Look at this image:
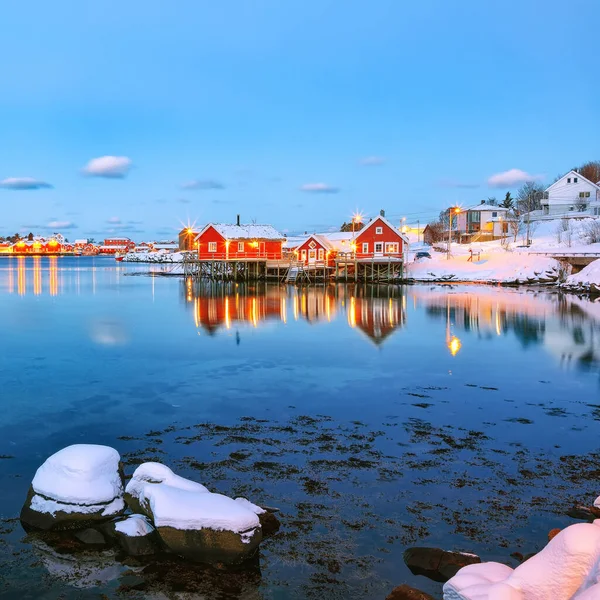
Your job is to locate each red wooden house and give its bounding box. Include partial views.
[195,220,285,260]
[295,234,336,267]
[352,214,408,261]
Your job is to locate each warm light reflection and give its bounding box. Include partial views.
[49,257,58,296]
[184,282,405,345]
[448,336,462,356]
[17,257,26,296]
[348,296,356,328]
[8,261,14,294]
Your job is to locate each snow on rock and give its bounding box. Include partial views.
[20,445,125,531]
[408,253,563,284]
[124,462,208,511]
[142,487,259,533]
[562,259,600,295]
[235,497,267,515]
[114,514,154,538]
[443,522,600,599]
[32,445,123,505]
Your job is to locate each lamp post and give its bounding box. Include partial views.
[447,206,460,260]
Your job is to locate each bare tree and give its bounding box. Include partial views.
[507,210,520,242]
[576,161,600,184]
[556,218,573,247]
[582,220,600,244]
[424,220,445,243]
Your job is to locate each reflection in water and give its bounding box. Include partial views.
[416,287,600,371]
[184,281,407,345]
[4,256,61,297]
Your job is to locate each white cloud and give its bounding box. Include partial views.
[360,156,385,166]
[181,179,225,190]
[488,169,544,188]
[107,216,122,224]
[47,220,77,230]
[0,177,52,190]
[299,183,340,194]
[82,156,132,178]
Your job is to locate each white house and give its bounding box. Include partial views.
[455,202,513,240]
[541,170,600,217]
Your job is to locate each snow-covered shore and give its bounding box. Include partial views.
[121,251,189,264]
[406,253,564,285]
[561,259,600,295]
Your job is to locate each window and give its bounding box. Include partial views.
[375,227,383,234]
[492,211,498,218]
[580,192,591,198]
[574,177,578,183]
[567,178,571,183]
[362,242,369,253]
[318,248,324,260]
[385,242,399,253]
[238,242,244,252]
[301,249,306,260]
[208,242,217,252]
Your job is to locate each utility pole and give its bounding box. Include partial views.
[526,192,531,246]
[447,209,452,260]
[417,220,420,243]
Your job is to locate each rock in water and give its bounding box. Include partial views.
[20,445,125,531]
[74,528,107,546]
[126,462,262,564]
[235,497,281,537]
[386,584,435,599]
[403,547,481,582]
[111,514,159,556]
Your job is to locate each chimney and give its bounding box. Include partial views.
[480,200,485,204]
[380,209,385,217]
[236,214,240,226]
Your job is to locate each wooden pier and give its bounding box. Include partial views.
[182,254,404,283]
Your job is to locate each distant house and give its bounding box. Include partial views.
[195,219,285,261]
[99,237,135,254]
[352,214,408,260]
[541,170,600,217]
[455,202,511,241]
[178,228,200,251]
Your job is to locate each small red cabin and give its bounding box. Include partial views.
[195,223,285,260]
[353,215,408,260]
[295,234,336,267]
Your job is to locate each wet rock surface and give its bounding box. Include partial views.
[386,584,436,600]
[403,547,481,582]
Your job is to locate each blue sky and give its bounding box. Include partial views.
[1,0,598,240]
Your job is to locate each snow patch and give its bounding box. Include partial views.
[141,486,260,533]
[31,445,123,505]
[114,514,154,537]
[125,462,209,500]
[235,497,266,515]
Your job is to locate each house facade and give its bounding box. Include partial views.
[352,215,408,260]
[541,170,600,217]
[455,203,511,241]
[99,238,135,254]
[295,234,336,267]
[195,222,285,260]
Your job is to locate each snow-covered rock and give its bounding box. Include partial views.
[126,462,262,564]
[20,445,125,531]
[111,514,159,556]
[443,522,600,599]
[562,259,600,295]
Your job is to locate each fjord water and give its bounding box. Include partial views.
[0,256,599,599]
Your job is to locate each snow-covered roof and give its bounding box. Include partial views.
[546,170,600,193]
[465,203,509,212]
[356,215,410,244]
[195,223,285,241]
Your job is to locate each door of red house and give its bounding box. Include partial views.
[259,242,265,257]
[308,249,316,264]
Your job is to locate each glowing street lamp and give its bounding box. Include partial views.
[447,206,461,260]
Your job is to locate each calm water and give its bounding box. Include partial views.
[0,256,599,599]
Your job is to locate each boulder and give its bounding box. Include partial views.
[386,584,435,599]
[127,463,262,565]
[74,528,107,546]
[404,547,481,582]
[20,445,125,531]
[111,514,160,556]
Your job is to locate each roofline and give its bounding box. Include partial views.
[356,215,410,244]
[546,170,600,193]
[194,223,285,241]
